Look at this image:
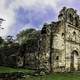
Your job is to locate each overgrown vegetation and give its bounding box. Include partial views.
[0,66,32,73]
[23,72,80,80]
[0,67,80,80]
[0,28,40,67]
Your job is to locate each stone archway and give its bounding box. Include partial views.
[17,56,24,67]
[70,50,79,71]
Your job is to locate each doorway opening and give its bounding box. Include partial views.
[70,50,79,71]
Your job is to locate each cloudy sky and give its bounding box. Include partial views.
[0,0,80,38]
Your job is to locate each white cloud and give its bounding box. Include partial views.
[11,0,78,12]
[0,0,79,38]
[0,0,15,38]
[10,0,58,10]
[10,0,80,19]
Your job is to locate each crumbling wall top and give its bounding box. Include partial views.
[58,7,80,27]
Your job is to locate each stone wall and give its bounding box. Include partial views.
[39,7,80,72]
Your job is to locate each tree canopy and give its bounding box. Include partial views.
[17,28,40,44]
[16,28,40,54]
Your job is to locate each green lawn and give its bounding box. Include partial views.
[0,66,32,73]
[23,72,80,80]
[0,66,80,80]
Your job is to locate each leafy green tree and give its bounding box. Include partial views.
[17,28,40,44]
[0,34,20,66]
[16,28,40,67]
[0,42,19,66]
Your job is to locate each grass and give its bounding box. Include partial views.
[0,66,80,80]
[0,66,32,73]
[23,72,80,80]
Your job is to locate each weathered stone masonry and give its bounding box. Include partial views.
[39,7,80,72]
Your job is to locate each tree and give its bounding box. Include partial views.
[0,36,4,44]
[0,35,19,66]
[16,28,40,45]
[16,28,40,67]
[0,42,19,66]
[6,35,14,44]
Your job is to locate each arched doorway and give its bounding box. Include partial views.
[70,50,79,71]
[17,56,23,67]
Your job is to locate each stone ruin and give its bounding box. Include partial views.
[14,7,80,73]
[39,7,80,72]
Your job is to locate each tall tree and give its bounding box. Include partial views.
[16,28,40,66]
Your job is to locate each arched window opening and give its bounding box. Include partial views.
[56,56,59,60]
[72,50,79,56]
[62,33,65,36]
[73,31,76,35]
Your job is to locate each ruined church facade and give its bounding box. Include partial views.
[39,7,80,72]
